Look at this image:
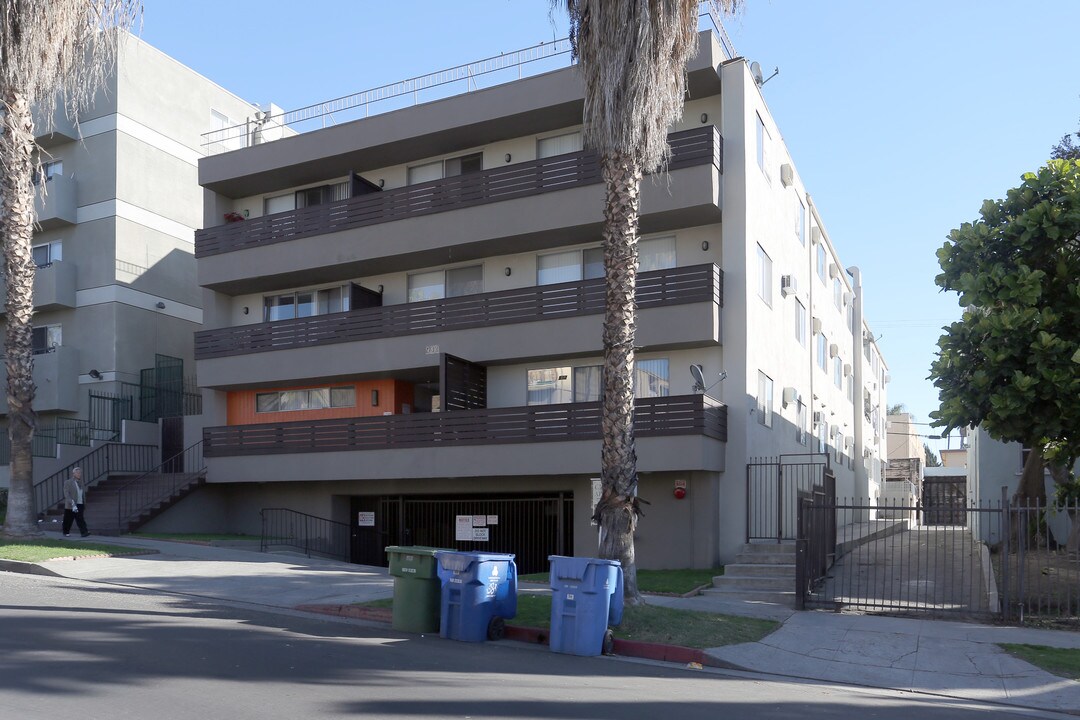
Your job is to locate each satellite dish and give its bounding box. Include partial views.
[750,61,764,86]
[690,364,706,392]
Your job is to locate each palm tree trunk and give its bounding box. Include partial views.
[1,90,42,538]
[596,150,643,605]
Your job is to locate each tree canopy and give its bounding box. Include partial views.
[929,160,1080,483]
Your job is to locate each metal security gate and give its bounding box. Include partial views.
[354,493,573,574]
[747,454,834,542]
[89,392,133,441]
[923,477,967,526]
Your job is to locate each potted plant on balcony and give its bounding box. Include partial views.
[223,211,245,223]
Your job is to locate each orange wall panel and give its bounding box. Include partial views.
[227,379,414,425]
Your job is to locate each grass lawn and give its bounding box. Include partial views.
[1000,644,1080,681]
[0,538,138,562]
[360,593,776,649]
[519,567,723,595]
[132,532,258,542]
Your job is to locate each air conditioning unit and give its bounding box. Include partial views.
[780,274,797,298]
[812,317,822,335]
[782,387,799,407]
[780,163,794,187]
[883,373,891,384]
[829,343,839,358]
[812,411,824,424]
[811,227,822,245]
[845,435,854,449]
[829,262,840,279]
[843,363,852,377]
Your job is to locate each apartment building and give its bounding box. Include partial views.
[180,25,888,570]
[0,35,257,483]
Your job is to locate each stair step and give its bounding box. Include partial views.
[720,563,795,578]
[735,552,798,565]
[701,587,797,605]
[740,543,796,554]
[712,575,794,591]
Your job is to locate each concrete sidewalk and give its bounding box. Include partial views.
[5,532,1079,714]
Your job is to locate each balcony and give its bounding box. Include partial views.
[33,175,77,229]
[0,260,77,316]
[195,264,722,388]
[195,126,721,291]
[0,345,80,414]
[203,394,727,480]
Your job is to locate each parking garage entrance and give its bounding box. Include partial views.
[350,492,574,574]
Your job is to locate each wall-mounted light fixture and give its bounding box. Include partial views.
[155,301,166,309]
[377,284,384,294]
[242,306,249,315]
[700,113,708,124]
[701,240,709,251]
[88,369,102,380]
[378,179,385,188]
[371,389,379,407]
[504,267,512,276]
[504,153,512,163]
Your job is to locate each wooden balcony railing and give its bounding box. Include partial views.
[203,394,727,457]
[194,125,722,258]
[194,263,722,360]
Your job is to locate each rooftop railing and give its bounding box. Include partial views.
[200,4,736,155]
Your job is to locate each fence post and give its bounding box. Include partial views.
[776,461,784,543]
[795,496,808,610]
[1000,485,1011,621]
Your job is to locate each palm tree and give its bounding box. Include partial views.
[1,1,139,539]
[558,0,739,603]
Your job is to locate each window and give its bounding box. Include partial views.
[817,334,828,371]
[834,356,843,388]
[795,197,806,246]
[755,113,770,181]
[816,244,827,283]
[639,236,676,272]
[256,386,356,413]
[34,159,63,185]
[635,359,669,398]
[756,371,774,428]
[833,278,843,311]
[264,194,295,215]
[847,299,855,333]
[31,324,62,354]
[407,152,484,184]
[407,265,483,302]
[846,374,854,403]
[538,131,583,159]
[32,240,62,268]
[796,400,808,445]
[296,182,348,208]
[756,244,772,306]
[795,298,807,347]
[817,421,828,454]
[527,359,665,405]
[264,285,351,322]
[537,248,603,285]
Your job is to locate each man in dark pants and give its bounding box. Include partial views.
[62,467,90,538]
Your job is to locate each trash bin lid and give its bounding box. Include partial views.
[548,555,621,581]
[436,550,515,572]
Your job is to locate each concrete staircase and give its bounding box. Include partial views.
[42,471,205,536]
[704,543,797,606]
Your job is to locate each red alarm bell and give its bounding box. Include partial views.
[673,486,687,500]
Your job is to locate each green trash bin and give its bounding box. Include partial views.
[386,546,446,633]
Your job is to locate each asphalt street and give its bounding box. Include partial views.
[2,572,1075,720]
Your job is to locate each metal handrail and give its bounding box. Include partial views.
[260,508,349,561]
[115,440,206,533]
[32,442,158,517]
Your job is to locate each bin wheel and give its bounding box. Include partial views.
[487,616,506,641]
[602,629,615,656]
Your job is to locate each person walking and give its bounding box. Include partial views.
[63,467,90,538]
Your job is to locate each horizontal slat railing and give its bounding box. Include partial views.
[194,126,721,258]
[204,394,727,458]
[195,263,722,360]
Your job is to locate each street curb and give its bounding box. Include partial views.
[0,559,64,577]
[295,604,720,667]
[0,549,160,578]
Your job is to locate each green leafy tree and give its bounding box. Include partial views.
[1051,117,1080,160]
[929,160,1080,502]
[1,1,140,539]
[923,443,942,468]
[555,0,739,603]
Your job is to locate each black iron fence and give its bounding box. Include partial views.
[747,454,834,543]
[0,417,92,464]
[260,508,350,561]
[796,495,1080,621]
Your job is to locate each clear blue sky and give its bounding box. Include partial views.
[140,1,1080,452]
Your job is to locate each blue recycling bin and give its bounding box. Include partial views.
[435,551,518,642]
[548,555,624,657]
